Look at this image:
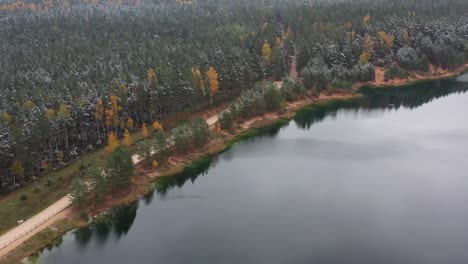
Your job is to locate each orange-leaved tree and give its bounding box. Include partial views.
[122,129,132,147]
[275,36,282,48]
[152,120,163,131]
[141,123,149,138]
[126,118,134,130]
[105,132,119,153]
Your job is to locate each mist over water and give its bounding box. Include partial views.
[30,75,468,264]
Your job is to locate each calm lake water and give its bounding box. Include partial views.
[31,76,468,264]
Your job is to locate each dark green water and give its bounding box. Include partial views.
[31,76,468,264]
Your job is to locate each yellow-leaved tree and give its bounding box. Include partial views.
[377,31,395,50]
[123,129,132,147]
[402,30,410,46]
[109,94,119,129]
[275,36,282,48]
[45,109,56,121]
[11,160,24,178]
[206,66,219,105]
[262,41,272,62]
[105,132,119,153]
[22,101,36,110]
[141,123,149,138]
[147,68,156,83]
[0,112,13,124]
[192,67,205,95]
[358,51,371,65]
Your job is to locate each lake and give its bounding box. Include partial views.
[30,75,468,264]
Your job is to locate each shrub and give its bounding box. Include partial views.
[281,78,306,101]
[46,178,53,187]
[326,85,335,95]
[263,84,282,111]
[191,118,209,147]
[281,80,296,102]
[292,79,307,97]
[107,146,134,187]
[173,123,193,153]
[302,64,331,90]
[330,78,352,90]
[153,130,169,158]
[396,47,429,71]
[136,139,152,163]
[229,84,266,120]
[352,63,375,82]
[20,192,28,201]
[384,64,409,80]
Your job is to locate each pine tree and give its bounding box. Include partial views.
[70,177,88,208]
[89,163,106,202]
[136,140,152,163]
[108,146,134,187]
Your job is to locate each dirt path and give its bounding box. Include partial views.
[0,195,72,258]
[374,67,385,83]
[206,114,219,127]
[131,112,219,164]
[289,55,298,79]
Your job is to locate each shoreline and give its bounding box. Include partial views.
[1,66,468,263]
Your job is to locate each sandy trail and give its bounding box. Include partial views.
[0,195,72,258]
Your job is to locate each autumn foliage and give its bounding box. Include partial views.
[122,129,132,147]
[152,120,163,131]
[141,123,149,138]
[105,132,119,153]
[207,66,219,105]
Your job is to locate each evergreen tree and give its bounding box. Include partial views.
[107,146,134,188]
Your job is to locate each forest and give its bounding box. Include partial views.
[0,0,467,193]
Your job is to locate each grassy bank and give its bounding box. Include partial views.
[0,152,98,235]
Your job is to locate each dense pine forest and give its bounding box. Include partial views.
[0,0,467,194]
